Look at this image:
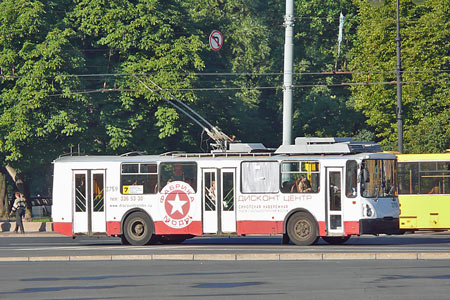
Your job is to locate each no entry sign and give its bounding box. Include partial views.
[209,30,223,51]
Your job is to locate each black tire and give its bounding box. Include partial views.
[322,236,351,245]
[281,234,290,245]
[286,212,318,246]
[122,212,154,246]
[121,234,130,245]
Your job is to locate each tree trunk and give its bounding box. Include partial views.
[0,172,8,219]
[5,165,32,220]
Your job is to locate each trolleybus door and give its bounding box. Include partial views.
[202,168,218,233]
[73,171,88,233]
[326,167,345,235]
[202,168,237,234]
[90,170,106,233]
[72,170,106,234]
[220,168,236,233]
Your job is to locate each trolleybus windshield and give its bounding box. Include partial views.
[361,159,396,198]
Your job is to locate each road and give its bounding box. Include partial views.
[0,260,450,299]
[0,233,449,299]
[0,232,449,259]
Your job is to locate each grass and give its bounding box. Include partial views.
[31,217,52,222]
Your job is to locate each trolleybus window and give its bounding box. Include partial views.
[361,159,396,198]
[241,161,279,193]
[204,172,216,211]
[398,161,450,195]
[280,161,320,193]
[222,172,234,211]
[93,173,104,212]
[159,162,197,192]
[346,160,357,198]
[75,174,86,212]
[121,163,157,195]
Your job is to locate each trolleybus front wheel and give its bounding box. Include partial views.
[287,212,318,246]
[322,236,351,245]
[122,212,154,246]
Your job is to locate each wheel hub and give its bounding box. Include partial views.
[295,220,311,239]
[132,221,145,237]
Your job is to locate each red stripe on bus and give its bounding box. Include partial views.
[52,222,73,236]
[54,220,356,237]
[344,221,360,235]
[106,221,121,235]
[318,221,326,236]
[236,221,283,235]
[154,221,203,235]
[236,220,327,236]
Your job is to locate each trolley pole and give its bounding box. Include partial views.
[395,0,404,153]
[282,0,294,146]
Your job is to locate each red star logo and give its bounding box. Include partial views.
[164,190,191,219]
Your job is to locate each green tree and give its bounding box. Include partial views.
[0,170,7,218]
[0,0,87,214]
[292,0,366,139]
[70,0,206,153]
[184,0,282,148]
[350,0,450,153]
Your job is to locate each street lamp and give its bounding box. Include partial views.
[395,0,404,153]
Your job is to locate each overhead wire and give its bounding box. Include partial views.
[1,69,450,80]
[44,77,450,97]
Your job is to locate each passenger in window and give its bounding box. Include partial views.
[281,181,292,193]
[173,164,183,180]
[208,181,216,200]
[428,180,441,194]
[347,187,357,197]
[78,178,86,195]
[291,176,312,193]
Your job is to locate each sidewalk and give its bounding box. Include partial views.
[0,220,62,236]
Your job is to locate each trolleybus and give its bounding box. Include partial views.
[398,153,450,231]
[52,137,400,245]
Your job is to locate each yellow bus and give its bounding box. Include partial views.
[397,153,450,231]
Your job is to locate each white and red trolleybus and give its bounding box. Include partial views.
[52,137,400,246]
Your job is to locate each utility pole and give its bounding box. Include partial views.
[282,0,294,145]
[395,0,404,153]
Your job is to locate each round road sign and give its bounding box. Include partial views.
[209,30,223,51]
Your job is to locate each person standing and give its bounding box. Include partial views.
[10,192,26,234]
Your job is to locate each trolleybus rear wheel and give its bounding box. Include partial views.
[287,212,318,246]
[322,236,351,245]
[122,212,154,246]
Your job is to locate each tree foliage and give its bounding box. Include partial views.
[0,0,449,197]
[293,0,365,139]
[350,0,450,152]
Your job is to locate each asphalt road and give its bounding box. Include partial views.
[0,232,449,259]
[0,260,449,300]
[1,234,449,299]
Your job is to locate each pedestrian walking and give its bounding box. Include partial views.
[10,192,26,234]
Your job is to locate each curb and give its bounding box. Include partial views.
[1,252,450,262]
